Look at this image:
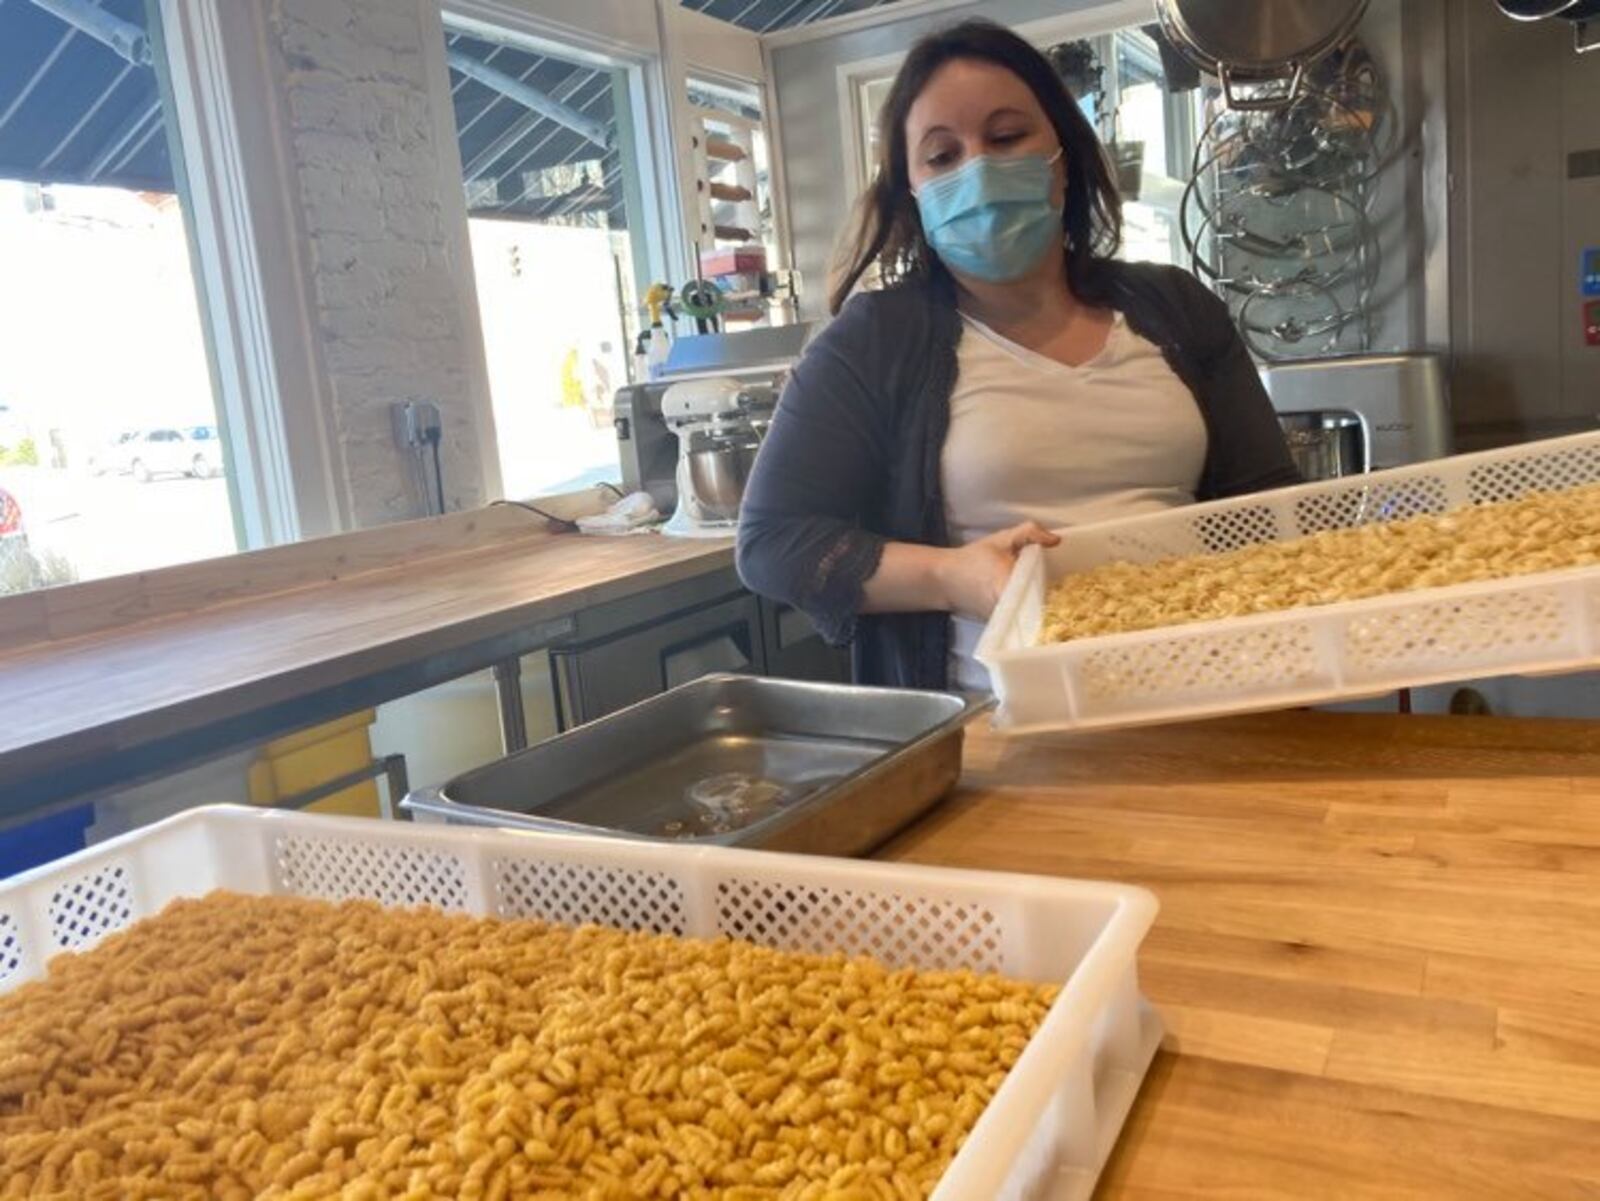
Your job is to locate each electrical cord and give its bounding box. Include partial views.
[423,427,445,516]
[491,482,629,532]
[491,498,580,531]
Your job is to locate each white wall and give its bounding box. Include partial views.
[675,5,765,81]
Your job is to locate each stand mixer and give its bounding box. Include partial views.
[660,377,777,537]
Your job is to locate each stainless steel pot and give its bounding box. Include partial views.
[1278,409,1368,480]
[685,430,760,522]
[1155,0,1369,110]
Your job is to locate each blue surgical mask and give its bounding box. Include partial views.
[913,149,1064,282]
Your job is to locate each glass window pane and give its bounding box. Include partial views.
[0,0,238,595]
[443,25,644,501]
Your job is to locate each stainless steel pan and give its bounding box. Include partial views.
[1156,0,1369,110]
[402,675,992,858]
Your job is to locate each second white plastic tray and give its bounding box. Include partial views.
[977,432,1600,733]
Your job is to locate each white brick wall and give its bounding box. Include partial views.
[267,0,493,527]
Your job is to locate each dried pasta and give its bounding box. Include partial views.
[1042,483,1600,643]
[0,891,1056,1200]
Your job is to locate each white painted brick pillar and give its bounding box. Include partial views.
[264,0,499,527]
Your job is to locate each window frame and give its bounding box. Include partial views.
[439,0,697,306]
[155,0,348,544]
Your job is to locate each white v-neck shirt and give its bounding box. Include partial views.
[943,311,1207,690]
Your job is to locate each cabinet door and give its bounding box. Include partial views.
[759,598,851,684]
[552,593,762,726]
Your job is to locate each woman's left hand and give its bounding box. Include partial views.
[935,521,1061,621]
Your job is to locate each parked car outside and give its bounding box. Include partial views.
[185,425,225,479]
[123,428,224,482]
[126,429,185,482]
[88,429,142,476]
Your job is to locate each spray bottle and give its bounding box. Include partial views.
[641,282,675,380]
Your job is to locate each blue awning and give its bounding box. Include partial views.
[445,29,626,227]
[0,0,172,193]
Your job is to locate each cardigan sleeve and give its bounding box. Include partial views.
[1174,270,1303,498]
[735,295,892,647]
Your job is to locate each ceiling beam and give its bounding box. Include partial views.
[26,0,151,65]
[460,68,595,183]
[446,49,610,151]
[486,73,615,213]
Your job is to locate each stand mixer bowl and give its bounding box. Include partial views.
[685,431,761,522]
[659,377,777,534]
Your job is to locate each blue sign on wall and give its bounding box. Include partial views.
[1584,247,1600,298]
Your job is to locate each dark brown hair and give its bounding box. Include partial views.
[828,18,1123,315]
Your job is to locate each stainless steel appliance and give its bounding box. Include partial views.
[1261,352,1452,471]
[1277,410,1369,480]
[614,323,812,525]
[660,377,776,537]
[403,675,986,857]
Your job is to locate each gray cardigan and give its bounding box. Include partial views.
[735,260,1300,690]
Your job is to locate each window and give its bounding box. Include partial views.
[441,22,659,500]
[0,0,238,595]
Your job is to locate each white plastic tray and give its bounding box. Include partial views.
[977,431,1600,734]
[0,805,1161,1201]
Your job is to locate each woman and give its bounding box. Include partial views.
[736,19,1298,691]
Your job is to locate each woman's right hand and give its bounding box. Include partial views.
[935,521,1060,621]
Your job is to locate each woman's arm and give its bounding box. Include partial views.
[862,523,1059,620]
[736,300,898,644]
[1174,271,1302,498]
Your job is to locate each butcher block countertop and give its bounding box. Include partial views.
[883,710,1600,1200]
[0,512,733,817]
